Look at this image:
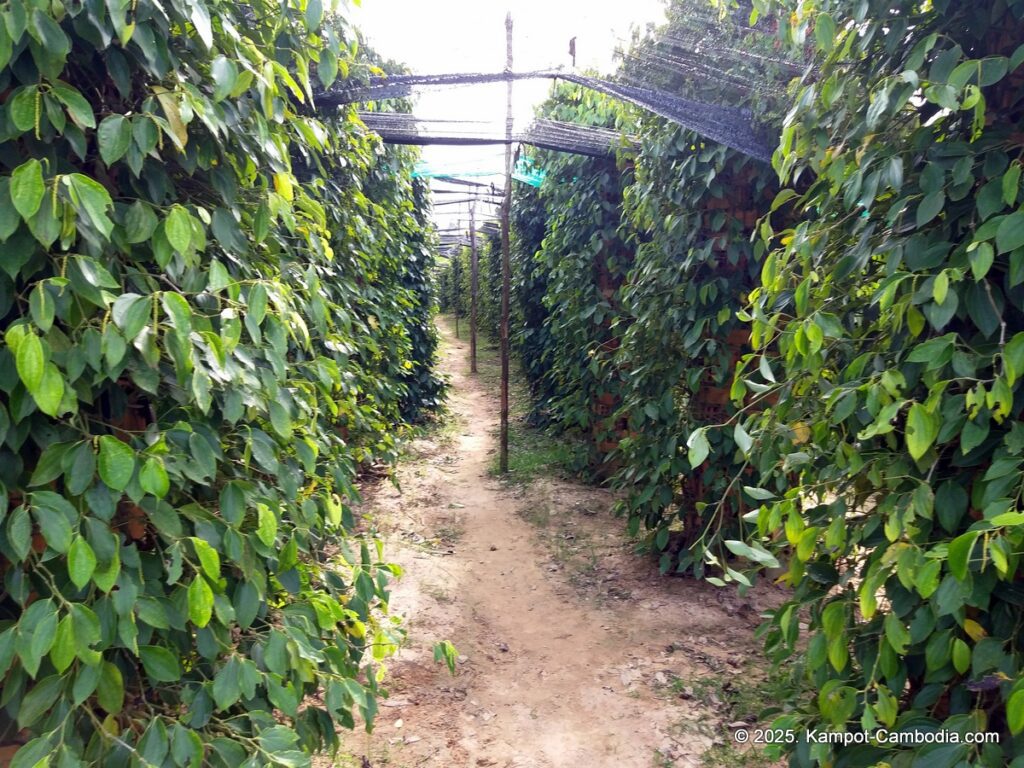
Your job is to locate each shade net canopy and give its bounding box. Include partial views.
[322,70,773,162]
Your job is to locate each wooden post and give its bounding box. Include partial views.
[499,12,513,473]
[469,199,479,374]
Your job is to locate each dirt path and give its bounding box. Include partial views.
[337,319,775,768]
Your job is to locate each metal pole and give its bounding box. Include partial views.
[469,199,479,374]
[454,218,460,338]
[499,12,513,474]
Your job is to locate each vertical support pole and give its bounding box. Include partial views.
[499,12,513,473]
[454,219,460,339]
[469,200,479,374]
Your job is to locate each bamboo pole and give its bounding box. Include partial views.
[499,12,513,473]
[469,199,479,374]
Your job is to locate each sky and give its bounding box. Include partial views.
[348,0,667,231]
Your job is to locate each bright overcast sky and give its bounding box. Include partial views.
[348,0,667,231]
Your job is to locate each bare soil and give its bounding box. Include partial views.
[334,319,778,768]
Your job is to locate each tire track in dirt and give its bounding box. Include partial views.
[335,319,775,768]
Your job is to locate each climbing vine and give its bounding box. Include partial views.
[511,0,1024,763]
[522,84,637,470]
[0,0,438,765]
[616,126,776,575]
[722,0,1024,762]
[479,228,503,342]
[511,182,555,422]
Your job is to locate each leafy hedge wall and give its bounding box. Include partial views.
[616,127,776,576]
[0,0,439,765]
[478,228,502,342]
[607,1,788,574]
[515,51,780,565]
[436,228,501,347]
[734,0,1024,764]
[511,183,555,423]
[512,0,1024,763]
[521,84,636,467]
[436,247,466,328]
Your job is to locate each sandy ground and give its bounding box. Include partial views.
[333,319,777,768]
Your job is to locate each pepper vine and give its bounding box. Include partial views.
[0,0,439,764]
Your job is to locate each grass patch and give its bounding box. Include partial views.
[435,314,583,483]
[701,742,774,768]
[667,660,793,721]
[500,422,578,483]
[659,660,799,768]
[398,405,461,460]
[416,405,462,447]
[519,502,551,528]
[440,318,579,483]
[551,530,600,587]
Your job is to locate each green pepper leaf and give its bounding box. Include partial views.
[165,205,193,253]
[188,576,214,627]
[139,457,170,498]
[15,331,45,392]
[211,55,238,102]
[68,535,97,589]
[97,114,132,165]
[97,435,136,492]
[906,403,939,460]
[11,159,45,220]
[97,660,124,714]
[139,645,181,683]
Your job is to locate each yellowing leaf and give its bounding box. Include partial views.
[273,172,294,202]
[963,618,987,642]
[153,87,188,149]
[932,270,949,304]
[256,504,278,546]
[190,537,220,580]
[860,577,878,619]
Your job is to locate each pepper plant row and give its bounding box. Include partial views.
[0,0,441,765]
[510,0,1024,764]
